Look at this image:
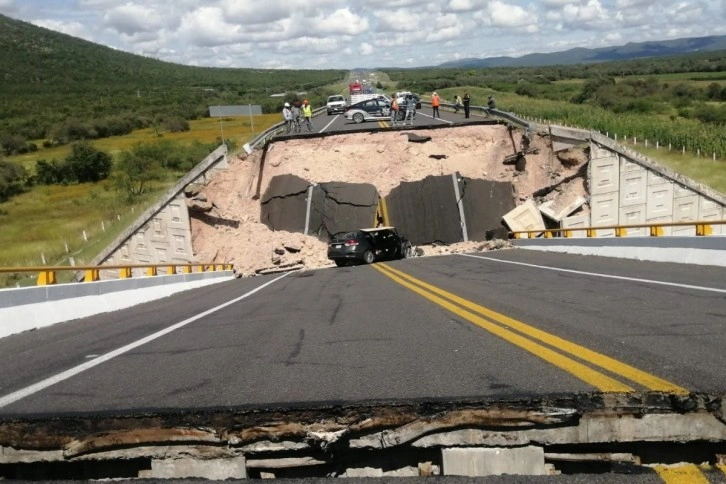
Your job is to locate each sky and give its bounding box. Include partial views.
[1,0,725,69]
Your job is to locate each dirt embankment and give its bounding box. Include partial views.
[190,125,588,276]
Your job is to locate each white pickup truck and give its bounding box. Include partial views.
[326,95,347,115]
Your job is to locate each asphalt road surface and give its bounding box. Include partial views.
[1,250,724,416]
[283,105,479,135]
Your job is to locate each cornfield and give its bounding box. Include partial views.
[499,95,726,159]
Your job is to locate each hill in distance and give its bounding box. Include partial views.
[439,35,726,68]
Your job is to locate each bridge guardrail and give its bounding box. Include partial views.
[512,220,726,239]
[420,100,534,129]
[0,263,234,286]
[247,107,327,151]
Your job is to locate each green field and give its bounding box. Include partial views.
[0,114,282,286]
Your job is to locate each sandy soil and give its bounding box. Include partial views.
[190,125,589,276]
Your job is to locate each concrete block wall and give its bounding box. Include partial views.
[552,127,726,235]
[100,195,194,279]
[91,145,229,279]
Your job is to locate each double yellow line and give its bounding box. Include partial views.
[374,263,688,394]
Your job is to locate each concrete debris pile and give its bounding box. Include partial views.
[190,125,591,276]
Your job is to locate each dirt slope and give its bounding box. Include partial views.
[190,125,588,276]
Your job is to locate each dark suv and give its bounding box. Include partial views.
[328,227,413,267]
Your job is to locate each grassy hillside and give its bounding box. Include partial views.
[0,14,345,142]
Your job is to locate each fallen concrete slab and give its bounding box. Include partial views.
[539,196,587,222]
[502,199,546,235]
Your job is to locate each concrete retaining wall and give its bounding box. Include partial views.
[90,145,229,279]
[550,127,726,236]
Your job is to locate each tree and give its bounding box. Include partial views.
[65,142,112,182]
[113,143,165,200]
[0,160,28,202]
[0,133,27,156]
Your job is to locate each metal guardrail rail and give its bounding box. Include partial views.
[0,263,234,286]
[512,220,726,239]
[247,107,327,150]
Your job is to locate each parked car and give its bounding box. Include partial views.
[328,227,413,266]
[344,98,391,123]
[326,95,347,115]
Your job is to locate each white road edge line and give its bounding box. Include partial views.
[458,253,726,294]
[319,115,338,133]
[417,112,454,125]
[0,272,292,409]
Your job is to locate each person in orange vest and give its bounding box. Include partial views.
[431,91,440,118]
[390,94,399,126]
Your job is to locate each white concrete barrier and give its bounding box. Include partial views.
[513,236,726,267]
[0,272,234,339]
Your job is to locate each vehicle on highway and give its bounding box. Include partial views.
[394,91,421,110]
[328,227,413,266]
[344,98,392,123]
[326,95,347,115]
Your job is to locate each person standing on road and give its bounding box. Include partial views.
[390,94,399,126]
[291,101,301,133]
[282,102,293,133]
[404,94,416,125]
[302,99,313,132]
[431,91,440,118]
[463,92,471,118]
[454,95,462,113]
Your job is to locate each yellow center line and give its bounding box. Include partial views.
[380,196,390,226]
[372,265,633,392]
[654,464,709,483]
[376,263,688,394]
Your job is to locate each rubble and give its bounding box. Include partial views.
[189,125,589,275]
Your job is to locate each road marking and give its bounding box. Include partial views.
[654,464,709,483]
[417,112,454,125]
[458,253,726,294]
[0,273,292,409]
[375,263,688,394]
[373,264,632,392]
[380,196,390,226]
[319,116,338,133]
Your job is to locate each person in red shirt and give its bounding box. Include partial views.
[431,91,440,118]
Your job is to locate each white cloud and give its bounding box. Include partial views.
[0,0,724,69]
[359,42,374,55]
[488,0,537,28]
[33,18,94,40]
[103,3,166,34]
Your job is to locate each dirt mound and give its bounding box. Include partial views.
[190,126,587,276]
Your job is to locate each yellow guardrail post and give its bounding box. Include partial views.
[146,266,157,277]
[586,228,596,237]
[167,265,177,275]
[119,267,133,279]
[696,223,712,236]
[544,231,553,239]
[37,270,57,286]
[563,230,573,238]
[182,265,192,274]
[84,268,100,283]
[650,226,664,237]
[615,227,627,237]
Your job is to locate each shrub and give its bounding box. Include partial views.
[65,142,112,182]
[0,160,28,202]
[163,117,190,132]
